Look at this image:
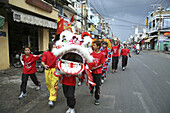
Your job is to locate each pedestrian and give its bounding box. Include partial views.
[90,41,105,105]
[111,38,120,73]
[41,42,59,107]
[120,43,131,71]
[100,41,110,84]
[62,74,76,113]
[18,47,41,99]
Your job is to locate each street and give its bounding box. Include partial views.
[0,50,170,113]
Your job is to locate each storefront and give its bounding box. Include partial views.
[0,0,59,70]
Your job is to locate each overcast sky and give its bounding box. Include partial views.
[88,0,170,41]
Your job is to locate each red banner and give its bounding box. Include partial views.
[56,17,72,35]
[56,18,64,35]
[164,32,170,36]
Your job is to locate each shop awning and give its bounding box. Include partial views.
[0,15,5,29]
[145,38,154,43]
[164,32,170,37]
[12,10,57,29]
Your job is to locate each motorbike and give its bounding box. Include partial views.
[136,49,140,55]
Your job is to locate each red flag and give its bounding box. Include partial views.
[63,20,73,32]
[71,15,74,23]
[56,18,64,35]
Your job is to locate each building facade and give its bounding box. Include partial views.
[0,0,58,70]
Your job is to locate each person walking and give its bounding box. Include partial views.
[100,41,110,84]
[62,74,76,113]
[111,38,120,73]
[120,43,131,71]
[18,47,41,99]
[90,41,105,105]
[41,42,59,107]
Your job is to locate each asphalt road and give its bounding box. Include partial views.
[1,50,170,113]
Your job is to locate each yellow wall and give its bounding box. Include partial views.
[0,20,10,70]
[39,28,49,51]
[9,0,58,20]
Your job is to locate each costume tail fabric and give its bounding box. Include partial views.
[86,68,96,89]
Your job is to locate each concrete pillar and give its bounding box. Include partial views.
[38,28,49,51]
[0,20,10,70]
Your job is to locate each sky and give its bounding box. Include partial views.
[88,0,170,41]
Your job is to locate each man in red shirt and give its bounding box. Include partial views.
[41,42,59,107]
[90,41,105,105]
[120,43,131,71]
[111,38,120,73]
[18,47,41,99]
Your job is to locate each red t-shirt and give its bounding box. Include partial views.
[62,74,76,86]
[90,51,105,74]
[111,44,120,57]
[22,54,39,74]
[133,45,136,49]
[41,51,58,68]
[101,47,109,58]
[120,48,130,56]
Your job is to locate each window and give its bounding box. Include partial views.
[163,18,170,29]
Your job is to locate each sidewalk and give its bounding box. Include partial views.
[0,67,61,113]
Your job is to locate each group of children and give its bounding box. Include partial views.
[18,39,131,113]
[111,38,131,73]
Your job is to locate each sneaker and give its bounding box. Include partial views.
[66,108,71,113]
[48,100,54,107]
[66,108,75,113]
[94,99,100,105]
[36,86,41,91]
[78,82,81,86]
[18,92,27,99]
[70,108,75,113]
[122,67,125,71]
[112,70,115,74]
[101,79,104,84]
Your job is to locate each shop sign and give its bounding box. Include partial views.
[0,31,6,37]
[26,0,52,13]
[164,32,170,37]
[12,10,57,29]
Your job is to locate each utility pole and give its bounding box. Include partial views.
[98,15,101,37]
[157,3,162,52]
[81,0,84,32]
[84,2,87,31]
[101,18,104,38]
[107,19,110,36]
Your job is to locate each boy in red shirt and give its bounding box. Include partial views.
[62,74,76,113]
[111,38,120,73]
[100,41,110,84]
[120,43,131,71]
[18,47,41,99]
[90,41,105,105]
[41,42,59,107]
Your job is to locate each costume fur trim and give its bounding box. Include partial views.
[52,44,93,63]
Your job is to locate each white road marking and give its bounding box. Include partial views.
[133,92,150,113]
[152,71,158,75]
[143,64,150,69]
[166,81,170,85]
